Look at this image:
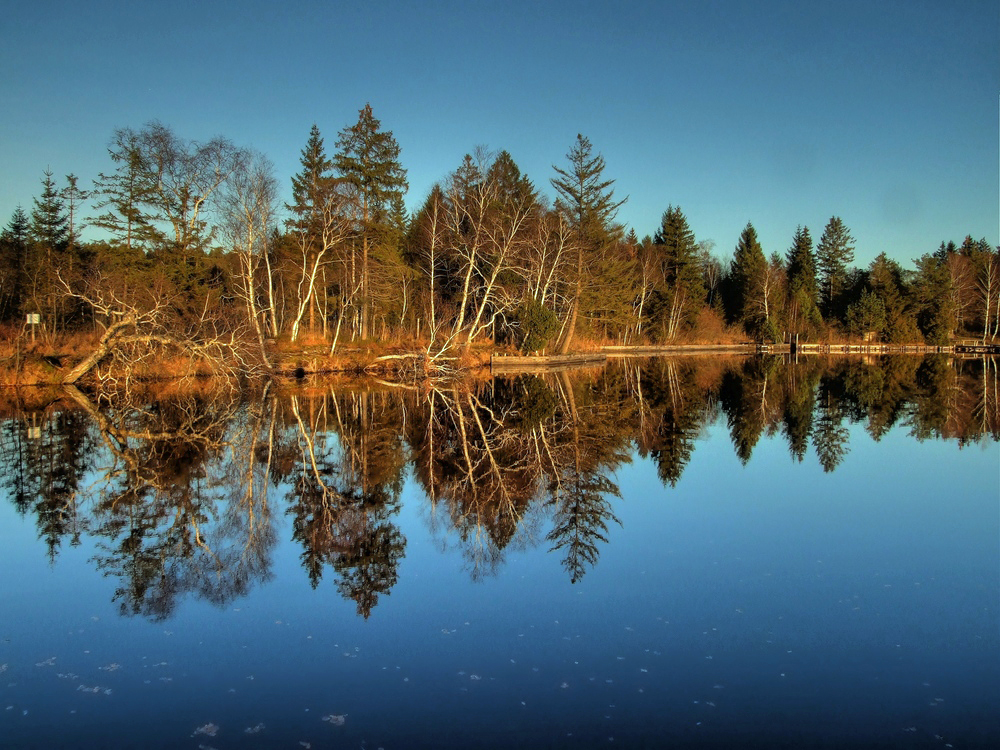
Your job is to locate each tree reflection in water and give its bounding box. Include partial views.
[0,354,996,620]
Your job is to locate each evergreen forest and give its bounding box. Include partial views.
[1,108,997,379]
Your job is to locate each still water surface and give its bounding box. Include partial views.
[1,356,997,748]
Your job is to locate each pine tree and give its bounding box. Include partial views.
[0,207,31,320]
[61,174,89,253]
[550,134,626,352]
[865,252,915,341]
[90,127,159,254]
[287,124,335,235]
[286,124,341,340]
[334,104,408,339]
[31,169,69,250]
[649,205,705,340]
[550,134,625,248]
[912,253,955,344]
[816,216,855,321]
[785,225,822,336]
[729,222,767,336]
[29,170,71,328]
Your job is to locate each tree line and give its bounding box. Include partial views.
[1,106,997,363]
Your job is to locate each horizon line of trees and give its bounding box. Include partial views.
[1,107,997,362]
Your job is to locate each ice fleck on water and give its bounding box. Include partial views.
[35,657,56,667]
[560,682,569,689]
[322,714,346,726]
[244,723,265,734]
[469,674,481,681]
[193,723,219,737]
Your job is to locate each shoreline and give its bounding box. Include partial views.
[1,340,996,388]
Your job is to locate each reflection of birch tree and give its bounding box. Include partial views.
[68,386,277,620]
[407,381,546,580]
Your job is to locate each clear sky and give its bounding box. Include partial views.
[1,0,996,267]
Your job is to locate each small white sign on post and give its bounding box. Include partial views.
[26,313,40,343]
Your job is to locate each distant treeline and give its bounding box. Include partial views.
[1,106,997,357]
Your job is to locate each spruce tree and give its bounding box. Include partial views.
[912,253,955,344]
[0,207,30,320]
[650,205,705,339]
[61,174,89,252]
[286,124,338,339]
[90,127,159,254]
[287,124,335,235]
[816,216,855,321]
[30,169,69,250]
[865,252,914,341]
[785,225,822,335]
[334,104,408,339]
[550,134,625,248]
[729,222,767,335]
[550,134,626,352]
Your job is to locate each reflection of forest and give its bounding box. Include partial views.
[1,356,996,620]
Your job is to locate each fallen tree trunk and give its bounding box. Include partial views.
[62,316,140,385]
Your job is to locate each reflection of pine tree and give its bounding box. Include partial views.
[721,357,781,464]
[909,355,956,439]
[0,409,96,562]
[547,472,620,584]
[782,365,819,462]
[813,382,851,473]
[651,413,699,487]
[334,517,406,619]
[286,390,407,617]
[634,359,710,487]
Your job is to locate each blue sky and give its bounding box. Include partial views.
[1,0,996,267]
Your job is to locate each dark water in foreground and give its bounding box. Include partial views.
[0,356,997,748]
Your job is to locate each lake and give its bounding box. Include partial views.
[1,355,997,749]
